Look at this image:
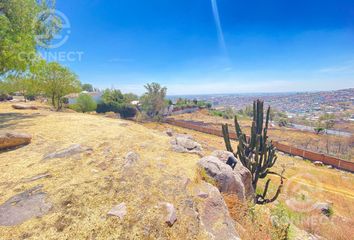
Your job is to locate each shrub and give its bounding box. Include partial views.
[75,93,97,113]
[96,102,136,118]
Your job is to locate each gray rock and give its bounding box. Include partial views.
[294,156,304,160]
[108,203,127,219]
[197,191,209,199]
[0,132,32,150]
[0,185,52,226]
[161,202,177,227]
[22,172,51,183]
[43,144,92,160]
[313,161,324,167]
[124,151,140,167]
[198,156,246,200]
[171,135,203,154]
[197,182,240,240]
[211,151,254,200]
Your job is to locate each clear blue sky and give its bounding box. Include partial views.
[48,0,354,95]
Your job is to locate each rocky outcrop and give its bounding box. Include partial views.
[212,150,254,199]
[196,182,240,240]
[198,152,254,201]
[43,144,92,160]
[0,131,32,150]
[0,185,52,226]
[313,161,324,167]
[12,104,38,110]
[171,135,203,155]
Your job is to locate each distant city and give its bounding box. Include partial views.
[169,88,354,117]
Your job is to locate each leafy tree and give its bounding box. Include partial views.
[74,93,97,113]
[123,93,139,103]
[0,0,58,76]
[101,89,124,104]
[140,82,167,119]
[81,83,94,92]
[33,61,81,110]
[319,113,336,130]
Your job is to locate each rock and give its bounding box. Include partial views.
[0,131,32,150]
[314,202,333,217]
[0,185,52,226]
[313,161,324,167]
[43,144,92,160]
[171,136,203,154]
[12,104,38,110]
[326,165,333,169]
[165,128,173,137]
[124,151,140,167]
[198,156,246,200]
[22,172,51,183]
[105,112,120,119]
[108,203,127,219]
[294,156,304,160]
[211,151,254,200]
[160,202,177,227]
[197,182,240,240]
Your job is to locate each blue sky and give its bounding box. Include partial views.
[46,0,354,95]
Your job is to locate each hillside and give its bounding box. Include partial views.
[0,103,354,240]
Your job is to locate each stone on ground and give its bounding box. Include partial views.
[107,203,127,219]
[160,202,177,227]
[0,131,32,150]
[124,151,140,168]
[12,104,38,110]
[0,185,52,226]
[43,144,92,160]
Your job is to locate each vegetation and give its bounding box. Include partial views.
[0,0,58,76]
[222,100,285,204]
[81,83,94,92]
[174,98,211,110]
[72,93,97,113]
[140,82,167,120]
[96,88,137,118]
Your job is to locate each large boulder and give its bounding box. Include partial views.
[171,135,203,155]
[197,182,240,240]
[198,156,246,200]
[0,132,32,150]
[211,150,254,199]
[12,104,38,110]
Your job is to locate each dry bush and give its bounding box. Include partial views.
[223,194,273,240]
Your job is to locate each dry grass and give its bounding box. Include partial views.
[144,116,354,240]
[0,103,209,239]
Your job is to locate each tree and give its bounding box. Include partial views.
[101,89,124,104]
[34,61,81,110]
[81,83,93,92]
[140,82,167,119]
[123,93,139,103]
[0,0,58,76]
[319,113,336,130]
[75,93,97,113]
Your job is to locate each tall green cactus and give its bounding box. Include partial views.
[222,100,285,204]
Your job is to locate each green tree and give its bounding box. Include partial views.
[123,93,139,103]
[34,61,81,110]
[140,82,167,119]
[81,83,93,92]
[75,93,97,113]
[0,0,58,76]
[101,89,124,104]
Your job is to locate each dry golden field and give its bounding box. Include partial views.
[0,103,353,240]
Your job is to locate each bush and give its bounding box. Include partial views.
[75,93,97,113]
[96,102,137,118]
[25,94,36,101]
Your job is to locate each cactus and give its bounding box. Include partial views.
[222,100,285,204]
